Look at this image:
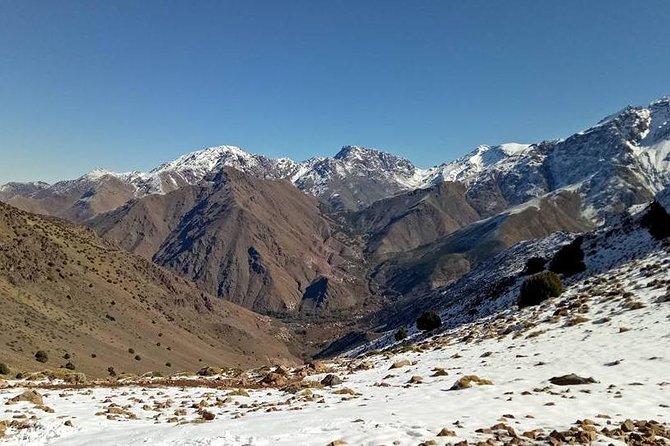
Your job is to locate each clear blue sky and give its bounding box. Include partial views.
[1,0,669,183]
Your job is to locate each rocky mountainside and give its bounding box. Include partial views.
[3,97,669,221]
[0,201,297,377]
[1,96,669,333]
[358,188,670,351]
[91,167,371,314]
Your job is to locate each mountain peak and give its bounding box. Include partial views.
[334,145,381,160]
[151,145,254,174]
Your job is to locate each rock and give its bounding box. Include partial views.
[389,359,411,369]
[621,419,635,432]
[196,366,221,376]
[260,372,288,387]
[353,361,374,370]
[321,374,343,387]
[6,390,44,406]
[431,368,449,377]
[326,440,347,446]
[437,427,456,436]
[549,374,596,385]
[450,375,494,390]
[201,410,215,421]
[64,420,73,427]
[307,361,327,373]
[408,375,424,384]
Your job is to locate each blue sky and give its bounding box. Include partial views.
[1,0,669,183]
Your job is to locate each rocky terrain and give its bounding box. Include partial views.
[0,207,667,444]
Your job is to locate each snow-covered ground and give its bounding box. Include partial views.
[1,246,668,445]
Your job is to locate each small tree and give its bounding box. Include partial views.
[416,310,442,331]
[394,327,408,341]
[549,236,586,276]
[641,200,670,240]
[518,271,564,308]
[34,350,48,363]
[523,256,546,275]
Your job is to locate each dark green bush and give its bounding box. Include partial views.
[549,236,586,276]
[0,363,9,375]
[416,310,442,331]
[641,200,670,240]
[394,327,408,341]
[35,350,48,363]
[518,271,564,308]
[523,256,546,275]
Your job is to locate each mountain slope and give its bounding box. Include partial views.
[91,168,369,314]
[0,202,297,377]
[2,224,668,445]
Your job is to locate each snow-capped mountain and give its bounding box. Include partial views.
[2,96,670,220]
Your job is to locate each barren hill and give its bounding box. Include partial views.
[0,202,297,377]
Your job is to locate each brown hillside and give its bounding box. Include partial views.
[0,202,297,378]
[91,168,370,314]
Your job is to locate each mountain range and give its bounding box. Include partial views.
[1,95,670,365]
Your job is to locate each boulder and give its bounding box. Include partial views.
[450,375,493,390]
[6,390,43,406]
[389,359,411,369]
[321,374,343,386]
[549,374,596,385]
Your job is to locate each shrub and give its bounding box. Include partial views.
[0,363,9,375]
[549,236,586,276]
[416,310,442,332]
[394,327,408,341]
[165,362,172,367]
[128,348,135,354]
[523,256,546,275]
[640,200,670,240]
[107,366,116,377]
[134,355,141,361]
[518,271,564,308]
[64,362,75,370]
[63,353,70,360]
[35,350,48,363]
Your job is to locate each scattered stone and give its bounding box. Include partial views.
[549,374,597,385]
[6,390,44,406]
[260,372,288,387]
[389,359,411,369]
[408,375,423,384]
[437,427,456,436]
[321,374,343,387]
[450,375,494,390]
